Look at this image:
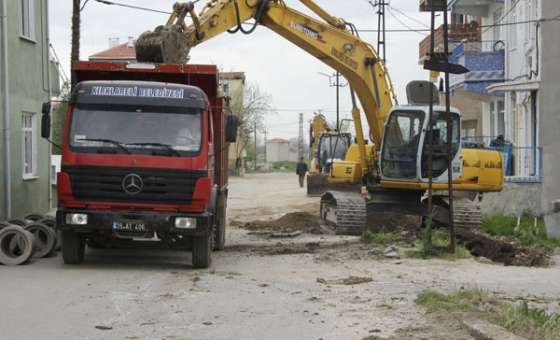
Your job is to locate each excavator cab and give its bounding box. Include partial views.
[380,107,462,183]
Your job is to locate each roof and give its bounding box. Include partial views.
[89,42,136,61]
[220,72,246,80]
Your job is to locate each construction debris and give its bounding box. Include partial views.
[316,276,373,285]
[242,212,326,235]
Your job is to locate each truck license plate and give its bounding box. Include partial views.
[112,221,146,233]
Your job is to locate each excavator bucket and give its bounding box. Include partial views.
[135,27,190,64]
[307,173,360,197]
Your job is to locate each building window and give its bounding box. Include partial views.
[20,0,35,40]
[497,100,505,137]
[222,83,230,95]
[22,112,37,178]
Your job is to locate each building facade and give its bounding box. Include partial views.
[422,0,560,237]
[1,0,59,220]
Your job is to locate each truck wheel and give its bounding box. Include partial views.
[61,230,85,265]
[213,198,226,251]
[192,234,212,268]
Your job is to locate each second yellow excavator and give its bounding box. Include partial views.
[135,0,504,235]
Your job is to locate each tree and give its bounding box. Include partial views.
[229,84,274,172]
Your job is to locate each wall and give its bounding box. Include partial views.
[540,0,560,237]
[266,141,291,163]
[0,0,52,220]
[481,183,541,216]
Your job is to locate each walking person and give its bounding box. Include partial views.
[296,157,308,188]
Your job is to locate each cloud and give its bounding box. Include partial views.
[49,0,434,139]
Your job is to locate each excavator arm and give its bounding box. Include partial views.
[136,0,397,174]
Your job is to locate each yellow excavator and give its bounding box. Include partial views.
[307,114,356,196]
[136,0,504,235]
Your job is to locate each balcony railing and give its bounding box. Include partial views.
[418,23,481,61]
[462,136,542,183]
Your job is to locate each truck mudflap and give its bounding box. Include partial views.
[56,210,213,238]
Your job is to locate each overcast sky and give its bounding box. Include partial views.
[49,0,438,139]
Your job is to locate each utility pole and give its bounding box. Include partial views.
[71,0,81,89]
[421,0,468,253]
[318,72,348,131]
[264,127,267,164]
[254,120,257,170]
[298,113,304,160]
[374,0,387,62]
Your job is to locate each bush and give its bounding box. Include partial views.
[271,161,297,172]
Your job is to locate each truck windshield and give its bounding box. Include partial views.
[70,105,202,156]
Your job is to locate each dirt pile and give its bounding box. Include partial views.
[456,228,550,266]
[241,212,326,234]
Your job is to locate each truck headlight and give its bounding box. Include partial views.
[65,213,88,225]
[175,217,197,229]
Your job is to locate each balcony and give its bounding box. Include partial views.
[448,40,505,95]
[448,0,503,17]
[418,23,480,62]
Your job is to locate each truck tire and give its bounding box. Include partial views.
[0,226,35,265]
[24,223,57,258]
[61,230,85,265]
[192,233,212,268]
[25,213,44,222]
[8,219,29,227]
[213,197,227,251]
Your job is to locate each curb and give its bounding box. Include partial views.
[462,319,525,340]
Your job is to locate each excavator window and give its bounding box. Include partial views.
[381,110,424,179]
[421,111,460,178]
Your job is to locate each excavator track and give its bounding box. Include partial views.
[320,191,367,236]
[431,195,482,229]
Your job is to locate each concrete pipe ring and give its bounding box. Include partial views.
[24,223,57,258]
[0,226,35,265]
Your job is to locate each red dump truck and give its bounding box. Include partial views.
[41,61,237,268]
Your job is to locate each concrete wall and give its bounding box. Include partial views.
[0,0,53,220]
[540,0,560,237]
[481,183,541,216]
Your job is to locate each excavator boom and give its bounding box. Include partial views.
[136,0,397,172]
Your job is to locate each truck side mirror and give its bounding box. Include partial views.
[41,114,51,139]
[41,101,51,115]
[225,115,239,143]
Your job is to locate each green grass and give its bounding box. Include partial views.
[407,229,472,260]
[361,231,399,245]
[416,289,560,340]
[482,212,560,250]
[271,161,297,172]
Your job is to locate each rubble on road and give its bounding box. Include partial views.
[316,276,373,285]
[241,212,328,235]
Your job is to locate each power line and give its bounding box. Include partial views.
[387,7,428,37]
[91,0,560,34]
[48,43,70,84]
[388,5,430,29]
[93,0,173,14]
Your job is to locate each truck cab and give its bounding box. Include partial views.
[43,62,235,268]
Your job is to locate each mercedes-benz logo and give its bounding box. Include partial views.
[122,173,143,195]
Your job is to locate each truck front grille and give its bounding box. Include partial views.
[63,166,207,204]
